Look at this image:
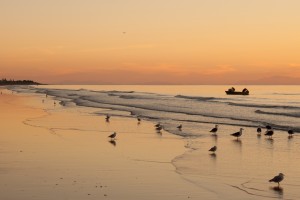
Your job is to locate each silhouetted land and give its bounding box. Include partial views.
[0,78,42,85]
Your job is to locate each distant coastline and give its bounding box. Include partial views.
[0,78,43,85]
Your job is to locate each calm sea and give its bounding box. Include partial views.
[12,85,300,136]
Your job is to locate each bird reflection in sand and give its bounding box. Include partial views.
[209,153,217,159]
[270,186,284,196]
[232,139,242,147]
[265,138,274,146]
[109,140,116,147]
[211,134,218,142]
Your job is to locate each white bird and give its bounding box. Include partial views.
[108,132,117,140]
[209,146,217,153]
[269,173,284,187]
[231,128,244,139]
[210,125,218,135]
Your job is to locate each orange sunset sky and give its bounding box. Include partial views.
[1,0,300,84]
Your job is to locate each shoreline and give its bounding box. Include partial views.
[2,87,300,199]
[0,89,210,200]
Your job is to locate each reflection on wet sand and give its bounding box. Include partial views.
[265,138,274,147]
[270,186,284,196]
[232,139,242,147]
[109,140,116,146]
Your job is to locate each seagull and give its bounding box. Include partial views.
[177,124,182,130]
[209,146,217,153]
[210,125,218,135]
[266,125,272,130]
[231,128,244,139]
[265,129,274,139]
[108,132,117,140]
[156,125,163,131]
[269,173,284,187]
[257,127,262,135]
[288,129,294,136]
[155,123,161,128]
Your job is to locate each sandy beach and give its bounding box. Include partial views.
[0,89,206,200]
[1,88,300,200]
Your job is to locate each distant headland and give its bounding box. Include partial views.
[0,78,43,85]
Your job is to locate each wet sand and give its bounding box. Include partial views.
[0,89,206,200]
[1,88,300,200]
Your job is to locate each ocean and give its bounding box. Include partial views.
[6,84,300,199]
[10,85,300,136]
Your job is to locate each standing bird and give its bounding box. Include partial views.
[269,173,284,187]
[288,129,294,136]
[265,129,274,139]
[177,124,182,130]
[209,146,217,153]
[137,117,141,122]
[266,125,272,130]
[108,132,117,140]
[231,128,244,140]
[105,115,110,122]
[156,125,163,131]
[257,126,262,135]
[155,123,161,128]
[210,125,219,135]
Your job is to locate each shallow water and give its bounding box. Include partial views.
[10,85,300,135]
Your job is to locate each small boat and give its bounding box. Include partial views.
[225,91,249,95]
[225,87,249,95]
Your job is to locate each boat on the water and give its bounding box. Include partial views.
[225,87,249,95]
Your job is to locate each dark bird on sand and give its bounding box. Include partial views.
[231,128,244,139]
[155,123,161,128]
[108,132,117,140]
[177,124,182,129]
[210,125,218,135]
[257,127,262,134]
[105,115,110,121]
[269,173,284,187]
[209,146,217,153]
[156,126,163,131]
[137,117,141,122]
[266,125,272,130]
[265,129,274,138]
[288,129,294,136]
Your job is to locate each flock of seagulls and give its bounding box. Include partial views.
[105,114,291,187]
[207,124,293,187]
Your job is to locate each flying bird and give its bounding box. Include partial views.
[269,173,284,187]
[208,146,217,153]
[210,125,219,135]
[231,128,244,139]
[108,132,117,140]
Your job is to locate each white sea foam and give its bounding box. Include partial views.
[8,85,300,136]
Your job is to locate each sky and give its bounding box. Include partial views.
[1,0,300,84]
